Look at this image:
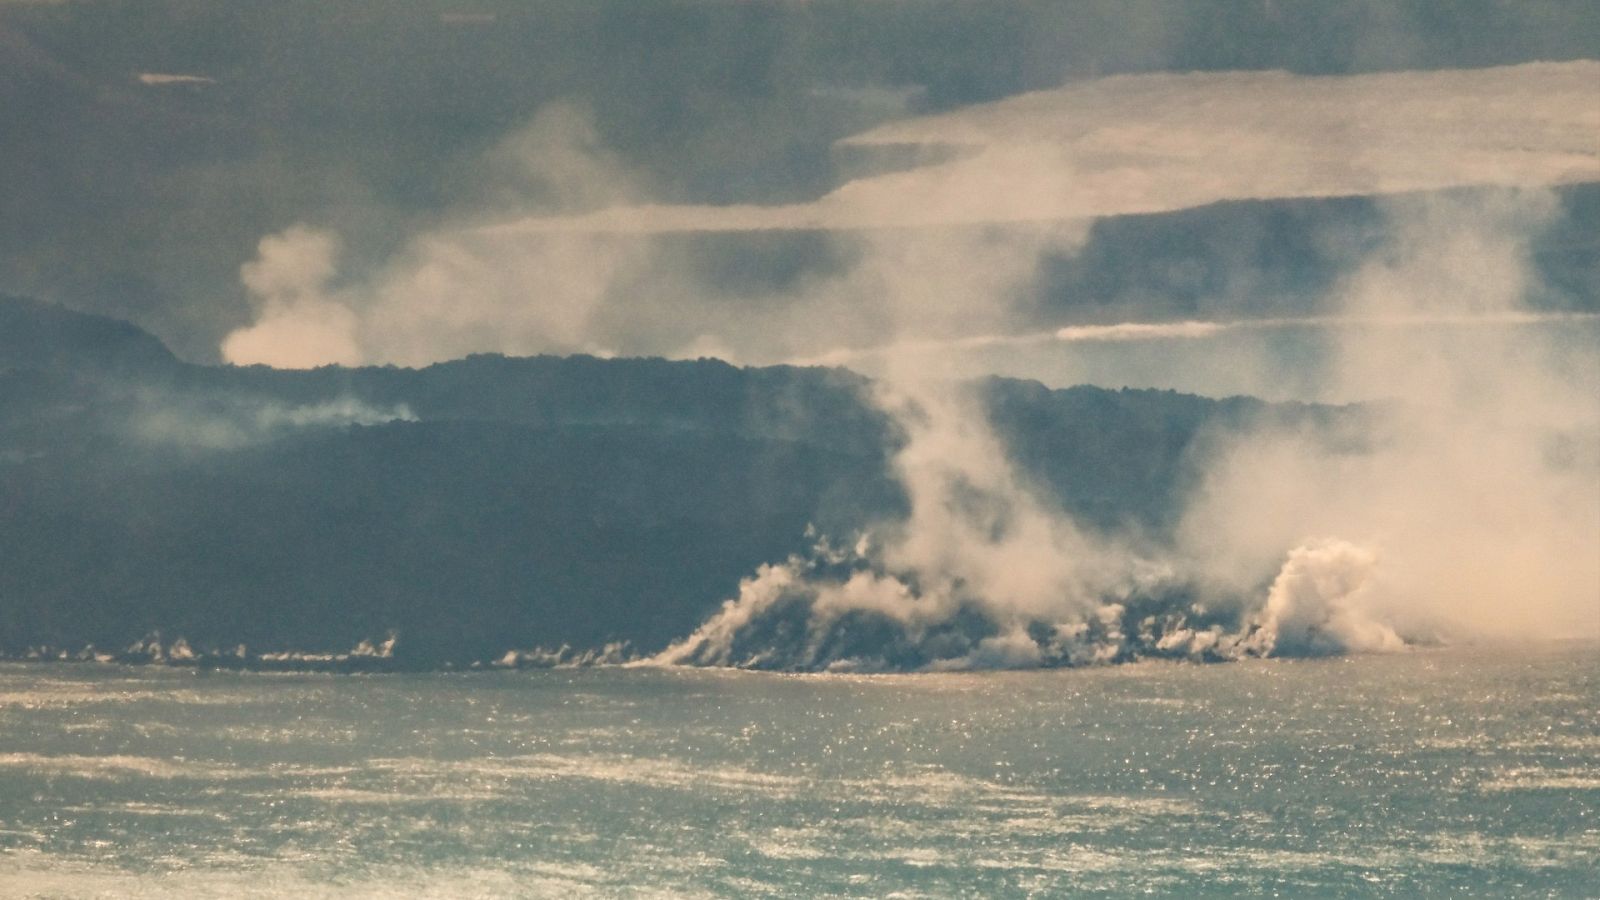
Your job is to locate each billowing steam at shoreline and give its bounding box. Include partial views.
[645,534,1404,672]
[194,63,1600,672]
[645,187,1596,671]
[643,371,1412,672]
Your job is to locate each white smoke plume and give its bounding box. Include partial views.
[215,64,1598,666]
[222,225,361,369]
[219,62,1600,370]
[1179,189,1600,646]
[221,105,666,368]
[130,395,416,450]
[653,189,1597,669]
[651,214,1204,671]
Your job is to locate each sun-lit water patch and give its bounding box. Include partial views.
[0,753,238,781]
[0,643,1594,896]
[1479,768,1600,792]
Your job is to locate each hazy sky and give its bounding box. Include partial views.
[3,0,1599,362]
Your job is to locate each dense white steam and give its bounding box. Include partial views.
[222,226,361,368]
[649,380,1138,670]
[1180,190,1600,645]
[657,184,1597,669]
[216,62,1598,667]
[649,203,1209,670]
[1244,540,1402,657]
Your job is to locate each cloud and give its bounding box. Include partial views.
[788,311,1598,379]
[218,62,1599,372]
[220,106,660,368]
[134,73,214,86]
[1054,321,1226,342]
[499,61,1600,235]
[221,226,361,368]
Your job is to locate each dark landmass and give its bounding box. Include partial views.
[0,297,1356,667]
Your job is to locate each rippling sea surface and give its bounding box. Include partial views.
[1,643,1596,897]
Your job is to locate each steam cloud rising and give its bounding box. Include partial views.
[650,189,1598,670]
[220,63,1599,669]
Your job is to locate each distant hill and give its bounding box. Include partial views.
[0,294,178,375]
[0,297,1354,666]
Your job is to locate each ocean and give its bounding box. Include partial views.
[1,643,1595,897]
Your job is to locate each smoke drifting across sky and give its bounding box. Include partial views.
[497,62,1600,233]
[218,62,1599,373]
[7,1,1600,361]
[206,58,1600,662]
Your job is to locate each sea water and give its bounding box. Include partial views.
[0,643,1595,897]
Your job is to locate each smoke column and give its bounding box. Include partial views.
[215,65,1600,668]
